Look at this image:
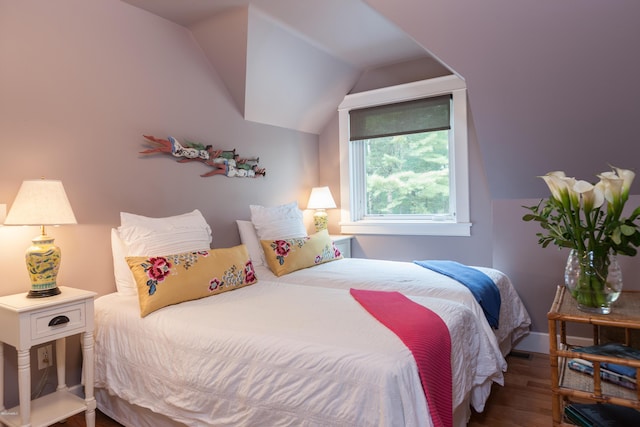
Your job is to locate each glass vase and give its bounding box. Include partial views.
[564,249,623,314]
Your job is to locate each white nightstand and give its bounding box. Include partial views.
[0,286,96,427]
[330,235,354,258]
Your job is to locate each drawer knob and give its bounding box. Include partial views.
[48,315,70,326]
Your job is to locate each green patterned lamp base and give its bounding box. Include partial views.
[25,234,62,298]
[313,210,329,233]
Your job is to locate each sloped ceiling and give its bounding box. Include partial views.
[196,5,360,134]
[119,0,436,134]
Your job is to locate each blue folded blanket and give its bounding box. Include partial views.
[413,260,501,329]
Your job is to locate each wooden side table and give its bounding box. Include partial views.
[0,287,96,427]
[548,285,640,426]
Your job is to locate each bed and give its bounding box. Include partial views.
[236,215,531,358]
[93,208,530,427]
[94,280,505,427]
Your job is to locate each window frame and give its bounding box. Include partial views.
[338,75,471,236]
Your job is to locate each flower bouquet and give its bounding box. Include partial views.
[523,166,640,313]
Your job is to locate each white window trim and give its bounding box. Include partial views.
[338,75,471,236]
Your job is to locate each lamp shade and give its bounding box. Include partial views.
[5,179,77,226]
[307,186,337,210]
[5,179,76,298]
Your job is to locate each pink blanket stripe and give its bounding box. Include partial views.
[350,288,452,427]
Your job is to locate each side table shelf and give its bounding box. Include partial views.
[548,286,640,426]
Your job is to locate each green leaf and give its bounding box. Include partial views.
[611,227,622,245]
[621,224,636,236]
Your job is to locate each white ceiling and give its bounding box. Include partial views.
[120,0,429,69]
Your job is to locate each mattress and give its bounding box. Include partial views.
[254,258,531,356]
[94,280,506,427]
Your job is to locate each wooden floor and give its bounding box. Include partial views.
[58,352,552,427]
[468,351,552,426]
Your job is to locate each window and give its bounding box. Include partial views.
[338,75,471,236]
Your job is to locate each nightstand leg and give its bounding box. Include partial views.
[83,331,96,427]
[56,338,66,390]
[17,348,30,427]
[0,343,4,412]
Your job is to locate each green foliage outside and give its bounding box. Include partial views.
[363,130,450,215]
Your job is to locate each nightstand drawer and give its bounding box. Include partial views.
[30,302,86,342]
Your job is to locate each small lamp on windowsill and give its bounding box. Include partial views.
[307,186,337,233]
[4,179,77,298]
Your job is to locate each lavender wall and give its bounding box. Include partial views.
[0,0,318,406]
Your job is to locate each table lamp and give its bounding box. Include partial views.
[4,179,77,298]
[307,186,337,232]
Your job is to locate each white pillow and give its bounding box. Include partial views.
[112,210,213,295]
[119,209,212,249]
[236,220,264,266]
[249,201,307,240]
[112,228,136,296]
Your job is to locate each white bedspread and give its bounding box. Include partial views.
[255,258,531,356]
[95,280,506,427]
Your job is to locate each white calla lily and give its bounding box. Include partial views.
[573,180,604,213]
[540,171,566,200]
[597,172,624,205]
[525,164,639,257]
[614,167,635,199]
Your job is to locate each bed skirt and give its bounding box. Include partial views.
[96,386,475,427]
[96,387,186,427]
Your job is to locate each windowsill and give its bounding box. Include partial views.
[339,220,472,237]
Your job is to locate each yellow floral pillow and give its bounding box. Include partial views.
[260,229,343,277]
[126,244,257,317]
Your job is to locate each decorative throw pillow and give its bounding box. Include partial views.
[250,201,307,240]
[127,244,257,317]
[112,210,212,296]
[260,229,342,277]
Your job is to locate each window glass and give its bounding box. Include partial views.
[359,130,450,217]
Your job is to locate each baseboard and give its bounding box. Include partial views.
[513,331,594,355]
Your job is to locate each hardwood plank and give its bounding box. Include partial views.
[58,352,553,426]
[469,352,552,426]
[54,409,122,427]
